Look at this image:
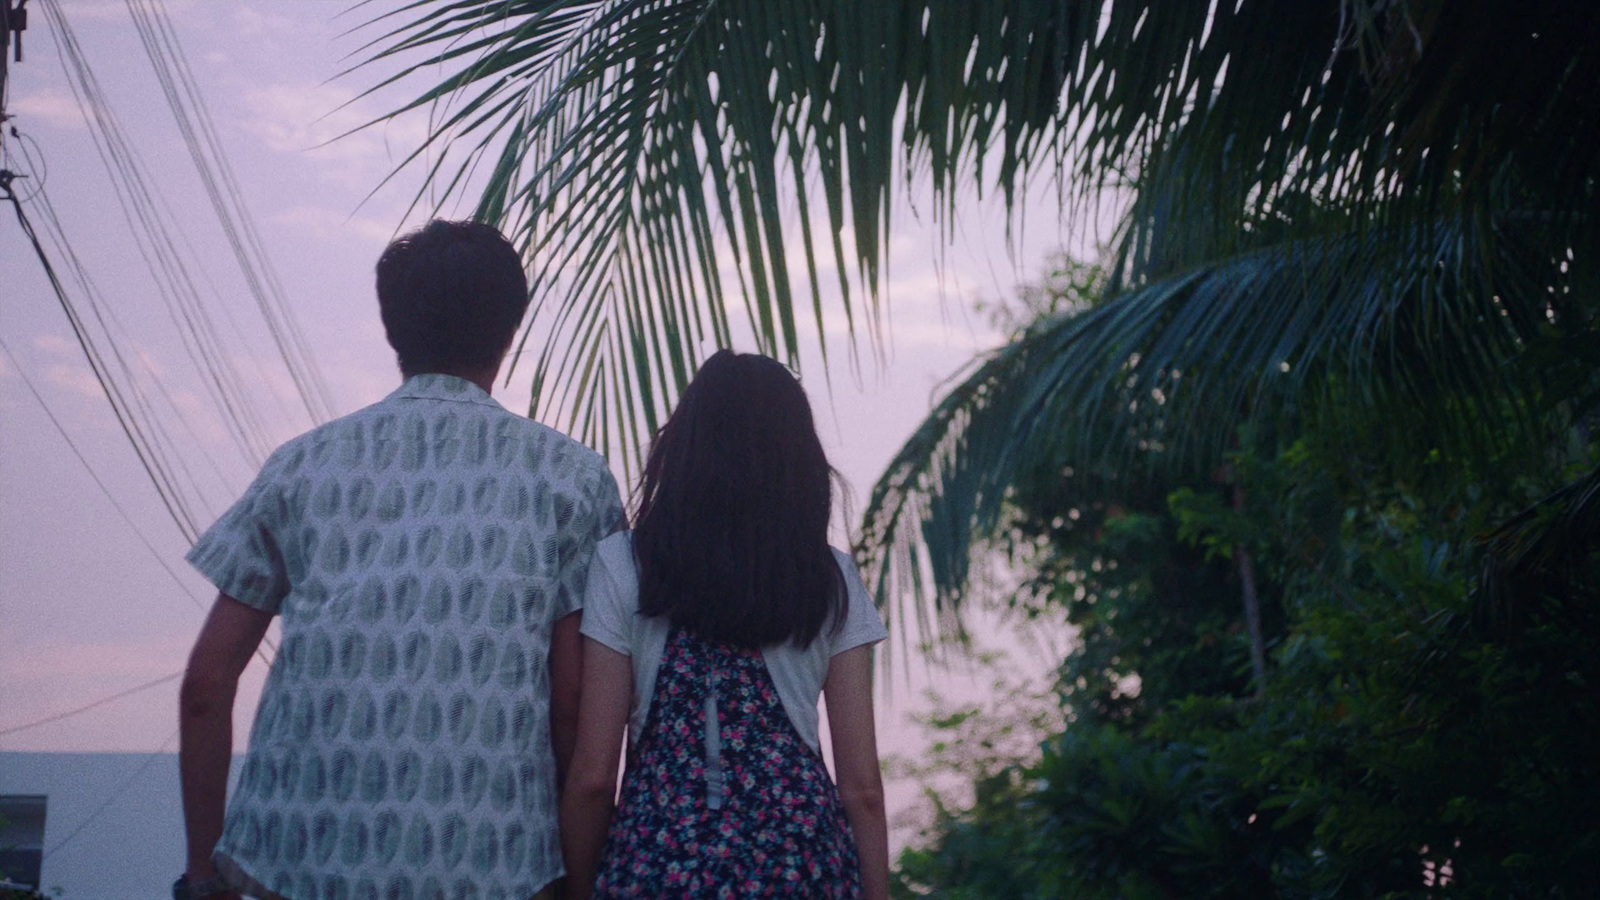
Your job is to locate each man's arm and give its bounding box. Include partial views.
[548,610,585,787]
[179,593,271,881]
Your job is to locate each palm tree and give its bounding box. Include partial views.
[357,0,1600,632]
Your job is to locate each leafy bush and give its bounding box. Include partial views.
[894,415,1600,897]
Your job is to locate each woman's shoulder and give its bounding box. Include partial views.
[593,530,638,584]
[826,545,888,651]
[582,531,634,594]
[828,546,871,597]
[580,531,641,650]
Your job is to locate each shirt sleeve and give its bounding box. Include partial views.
[185,455,294,614]
[578,534,635,657]
[830,549,889,656]
[554,466,626,620]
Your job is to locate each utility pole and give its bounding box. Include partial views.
[2,0,27,148]
[1,0,26,120]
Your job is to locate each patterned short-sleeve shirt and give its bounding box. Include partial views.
[187,374,623,900]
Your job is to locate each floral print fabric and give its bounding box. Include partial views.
[596,627,862,898]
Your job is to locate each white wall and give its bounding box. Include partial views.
[0,752,239,900]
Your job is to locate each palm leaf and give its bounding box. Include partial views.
[1477,462,1600,631]
[349,1,1599,468]
[858,215,1567,639]
[347,1,1600,639]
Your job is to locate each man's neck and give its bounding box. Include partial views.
[404,366,499,395]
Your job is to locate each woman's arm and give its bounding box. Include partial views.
[548,610,585,788]
[823,644,889,900]
[561,637,633,900]
[180,593,271,885]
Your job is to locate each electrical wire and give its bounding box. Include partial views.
[18,0,347,546]
[0,336,279,664]
[0,0,327,759]
[41,0,280,468]
[1,123,45,202]
[0,337,210,609]
[41,727,180,860]
[0,673,182,739]
[2,169,204,541]
[0,203,278,757]
[15,140,239,513]
[126,0,334,425]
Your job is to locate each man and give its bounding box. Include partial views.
[176,220,623,900]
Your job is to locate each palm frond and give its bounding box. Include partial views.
[1477,461,1600,632]
[351,0,1078,471]
[1099,0,1600,287]
[349,1,1600,648]
[858,215,1564,638]
[352,0,1600,475]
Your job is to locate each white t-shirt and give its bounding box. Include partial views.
[579,531,888,754]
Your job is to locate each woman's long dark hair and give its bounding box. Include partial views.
[633,350,846,649]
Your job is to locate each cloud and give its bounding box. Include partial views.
[228,5,299,40]
[30,335,128,403]
[235,81,434,186]
[8,89,87,130]
[32,334,80,356]
[268,204,401,244]
[43,362,108,402]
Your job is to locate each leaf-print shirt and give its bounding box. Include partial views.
[187,373,623,900]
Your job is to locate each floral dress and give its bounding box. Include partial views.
[595,626,863,898]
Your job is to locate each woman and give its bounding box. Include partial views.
[562,350,890,899]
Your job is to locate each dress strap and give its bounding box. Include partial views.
[703,686,726,810]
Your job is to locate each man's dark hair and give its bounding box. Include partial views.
[375,219,529,376]
[633,350,846,649]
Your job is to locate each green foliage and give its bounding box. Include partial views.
[895,408,1600,897]
[356,6,1600,889]
[360,1,1600,482]
[356,0,1089,468]
[1004,457,1250,726]
[858,210,1582,637]
[854,1,1600,639]
[849,3,1600,893]
[889,671,1064,900]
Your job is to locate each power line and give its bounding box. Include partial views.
[42,727,179,860]
[1,168,202,540]
[0,336,279,664]
[15,133,238,514]
[0,338,208,608]
[126,0,334,424]
[40,0,281,468]
[0,0,310,746]
[0,672,180,739]
[10,0,334,542]
[2,189,279,738]
[5,134,222,544]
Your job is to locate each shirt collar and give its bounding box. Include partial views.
[387,373,504,409]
